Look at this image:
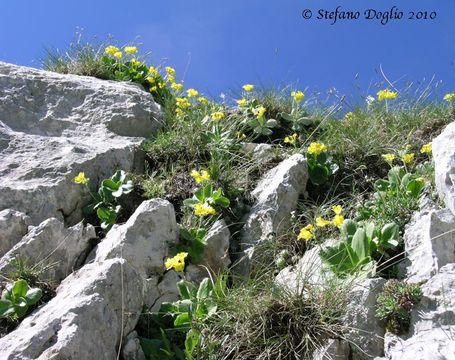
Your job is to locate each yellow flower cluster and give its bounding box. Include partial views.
[297,224,314,241]
[307,142,327,155]
[149,66,160,77]
[382,153,395,164]
[236,98,247,108]
[420,143,432,154]
[105,45,122,59]
[211,111,225,121]
[291,91,305,102]
[331,205,344,228]
[253,106,266,119]
[198,97,208,106]
[284,133,298,145]
[186,88,199,98]
[165,66,176,77]
[242,84,254,92]
[191,169,210,184]
[171,82,183,92]
[194,203,217,217]
[124,46,138,54]
[130,58,141,67]
[165,252,188,272]
[315,217,331,227]
[376,89,398,101]
[401,153,415,165]
[176,97,191,109]
[73,172,89,185]
[443,93,455,102]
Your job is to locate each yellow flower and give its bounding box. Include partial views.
[113,51,122,59]
[191,169,210,184]
[197,97,208,105]
[236,98,247,108]
[344,112,354,122]
[165,252,188,272]
[331,205,342,215]
[194,203,217,217]
[376,89,398,101]
[130,58,141,67]
[291,91,305,102]
[382,153,395,164]
[404,144,412,150]
[253,106,266,119]
[315,217,331,228]
[401,153,415,165]
[186,88,199,98]
[284,133,298,145]
[171,82,183,92]
[242,84,254,92]
[297,224,314,241]
[175,108,184,117]
[332,214,344,228]
[146,76,155,84]
[124,46,138,54]
[150,86,157,92]
[236,131,246,140]
[443,93,455,102]
[420,143,432,154]
[307,142,327,155]
[165,66,176,77]
[158,81,166,89]
[166,75,175,83]
[104,45,120,56]
[211,111,225,121]
[74,172,89,185]
[176,97,191,109]
[149,66,160,77]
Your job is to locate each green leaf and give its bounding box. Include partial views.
[196,278,212,301]
[308,163,329,185]
[279,112,293,122]
[374,179,390,192]
[12,279,28,298]
[341,219,358,240]
[184,329,200,360]
[365,222,376,241]
[177,280,197,300]
[381,223,399,242]
[351,229,369,260]
[102,179,120,191]
[215,196,230,208]
[25,288,42,305]
[406,180,424,199]
[96,207,112,221]
[0,299,13,317]
[174,312,191,328]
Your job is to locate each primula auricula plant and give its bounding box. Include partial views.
[0,279,42,319]
[305,142,338,186]
[74,170,134,232]
[279,91,316,132]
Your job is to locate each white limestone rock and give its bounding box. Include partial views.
[0,209,31,257]
[0,61,163,226]
[238,154,308,271]
[344,278,386,359]
[433,121,455,217]
[0,258,143,359]
[0,218,95,282]
[94,199,179,276]
[402,208,455,283]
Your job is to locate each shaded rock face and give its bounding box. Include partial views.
[0,62,163,225]
[0,218,95,283]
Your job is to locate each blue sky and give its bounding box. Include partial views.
[1,0,454,101]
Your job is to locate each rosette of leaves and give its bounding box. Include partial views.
[183,184,230,212]
[320,220,399,277]
[84,170,134,231]
[307,151,338,186]
[0,279,42,319]
[278,109,314,132]
[376,280,422,334]
[139,278,222,360]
